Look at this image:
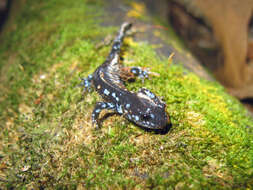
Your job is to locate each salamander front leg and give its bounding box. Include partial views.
[80,74,93,93]
[92,102,117,128]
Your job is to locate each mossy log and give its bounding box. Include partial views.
[0,0,253,189]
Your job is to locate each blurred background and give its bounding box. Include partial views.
[0,0,10,31]
[141,0,253,112]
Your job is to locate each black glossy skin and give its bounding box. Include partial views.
[81,22,170,130]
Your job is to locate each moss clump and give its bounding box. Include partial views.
[0,0,253,189]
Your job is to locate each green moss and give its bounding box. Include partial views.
[0,0,253,189]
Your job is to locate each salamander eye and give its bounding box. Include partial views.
[141,113,151,120]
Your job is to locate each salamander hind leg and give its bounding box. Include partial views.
[92,102,117,128]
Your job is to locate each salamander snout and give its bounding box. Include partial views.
[131,88,170,130]
[138,106,169,129]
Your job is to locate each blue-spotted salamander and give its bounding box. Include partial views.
[80,22,170,130]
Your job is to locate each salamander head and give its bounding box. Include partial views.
[126,88,170,130]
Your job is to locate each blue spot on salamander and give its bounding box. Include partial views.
[113,42,120,50]
[125,104,130,109]
[135,115,139,121]
[104,89,110,95]
[116,105,123,114]
[95,109,101,113]
[145,90,155,99]
[107,103,115,108]
[111,92,119,101]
